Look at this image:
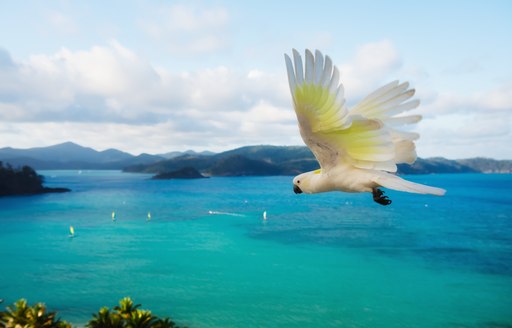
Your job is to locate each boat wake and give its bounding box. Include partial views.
[208,210,245,217]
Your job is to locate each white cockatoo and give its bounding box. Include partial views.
[284,49,445,205]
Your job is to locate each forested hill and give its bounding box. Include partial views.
[124,145,512,176]
[2,143,510,175]
[0,162,70,196]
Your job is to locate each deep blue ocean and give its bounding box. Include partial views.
[0,171,511,327]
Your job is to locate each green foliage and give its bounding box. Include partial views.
[0,299,71,328]
[124,145,317,176]
[0,162,45,196]
[0,162,70,196]
[114,298,141,319]
[86,298,184,328]
[0,298,185,328]
[87,307,124,328]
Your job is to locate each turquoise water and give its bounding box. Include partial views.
[0,171,511,327]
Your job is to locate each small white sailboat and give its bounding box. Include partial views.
[69,225,75,238]
[263,211,267,221]
[147,211,151,221]
[112,211,116,222]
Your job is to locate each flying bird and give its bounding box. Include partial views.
[284,49,446,205]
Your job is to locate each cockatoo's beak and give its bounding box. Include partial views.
[293,185,303,194]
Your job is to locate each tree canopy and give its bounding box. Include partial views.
[0,162,45,196]
[0,297,186,328]
[0,162,69,196]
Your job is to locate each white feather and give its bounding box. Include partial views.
[385,99,420,117]
[329,67,340,96]
[292,49,304,86]
[321,55,333,87]
[372,172,446,196]
[384,115,422,126]
[284,54,296,95]
[361,89,416,117]
[305,49,314,83]
[356,80,399,108]
[314,49,324,84]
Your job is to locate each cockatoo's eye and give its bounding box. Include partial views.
[297,180,300,184]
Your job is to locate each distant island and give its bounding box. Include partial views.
[152,166,208,179]
[0,162,70,196]
[125,145,512,177]
[1,142,511,176]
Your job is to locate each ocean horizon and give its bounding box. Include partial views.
[1,171,511,327]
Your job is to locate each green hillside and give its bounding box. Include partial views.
[124,145,512,177]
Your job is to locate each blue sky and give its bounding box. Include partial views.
[0,0,511,159]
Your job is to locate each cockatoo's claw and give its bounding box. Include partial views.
[372,188,392,206]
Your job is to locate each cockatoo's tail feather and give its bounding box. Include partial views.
[372,172,446,196]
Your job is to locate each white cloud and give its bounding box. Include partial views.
[140,4,229,56]
[416,113,511,159]
[339,40,403,100]
[481,81,512,110]
[165,4,228,31]
[44,10,78,36]
[0,41,164,123]
[1,39,510,159]
[416,80,512,118]
[413,81,512,159]
[0,113,300,155]
[0,41,298,153]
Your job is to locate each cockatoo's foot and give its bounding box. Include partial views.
[372,188,392,206]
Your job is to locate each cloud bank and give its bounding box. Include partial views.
[0,36,510,158]
[0,40,298,153]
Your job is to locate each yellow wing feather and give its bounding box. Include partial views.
[285,49,400,171]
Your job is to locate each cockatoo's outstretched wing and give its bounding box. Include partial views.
[285,49,414,172]
[350,80,422,165]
